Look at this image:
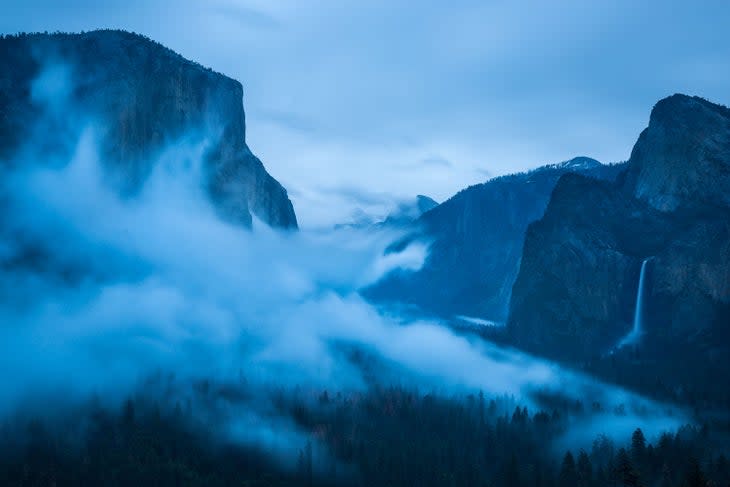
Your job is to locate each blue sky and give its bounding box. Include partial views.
[3,0,729,226]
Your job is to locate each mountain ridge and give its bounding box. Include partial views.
[364,157,626,321]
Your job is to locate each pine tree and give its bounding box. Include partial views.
[631,428,647,465]
[478,390,485,427]
[591,433,615,466]
[560,451,578,487]
[500,453,522,487]
[577,449,593,487]
[615,448,641,487]
[122,398,135,426]
[683,457,707,487]
[660,463,673,487]
[297,441,313,487]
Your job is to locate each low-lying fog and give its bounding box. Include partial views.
[0,63,685,468]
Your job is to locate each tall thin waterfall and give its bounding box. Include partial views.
[618,258,651,348]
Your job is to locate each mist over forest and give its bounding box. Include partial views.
[0,14,728,487]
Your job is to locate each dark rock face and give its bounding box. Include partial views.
[0,30,297,229]
[508,95,730,373]
[364,157,625,321]
[623,95,730,212]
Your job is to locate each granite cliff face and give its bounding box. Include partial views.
[508,95,730,378]
[364,158,625,321]
[0,30,297,229]
[623,95,730,212]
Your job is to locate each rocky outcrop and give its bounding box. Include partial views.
[0,30,297,229]
[364,158,625,321]
[623,95,730,212]
[508,95,730,374]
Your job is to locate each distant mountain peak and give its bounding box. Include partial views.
[334,195,438,230]
[544,156,602,171]
[415,195,438,214]
[381,195,439,227]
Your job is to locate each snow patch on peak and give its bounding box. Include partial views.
[549,157,602,171]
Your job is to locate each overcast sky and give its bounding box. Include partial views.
[3,0,729,227]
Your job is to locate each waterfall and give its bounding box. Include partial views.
[618,258,651,348]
